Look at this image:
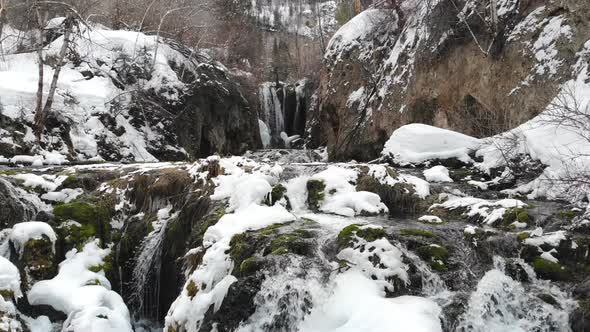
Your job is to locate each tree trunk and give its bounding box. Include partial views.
[36,16,74,140]
[33,8,45,142]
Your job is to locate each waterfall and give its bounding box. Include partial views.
[259,80,309,148]
[130,206,178,321]
[236,255,329,332]
[456,256,576,332]
[259,82,285,145]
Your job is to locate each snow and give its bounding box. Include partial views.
[0,24,208,162]
[326,9,390,59]
[28,240,132,332]
[311,166,388,216]
[0,256,21,298]
[419,215,443,224]
[524,230,566,248]
[11,173,66,192]
[382,124,482,165]
[423,165,453,183]
[10,222,57,256]
[41,188,83,203]
[430,196,526,225]
[336,227,407,291]
[299,270,442,332]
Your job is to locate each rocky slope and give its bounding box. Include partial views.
[0,25,260,164]
[314,0,590,160]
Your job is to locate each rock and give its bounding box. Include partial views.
[317,1,590,161]
[0,178,40,229]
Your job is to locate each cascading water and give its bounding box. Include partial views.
[258,81,309,148]
[456,256,576,332]
[259,82,285,145]
[130,206,178,323]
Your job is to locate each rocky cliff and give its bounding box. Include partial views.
[0,27,260,164]
[315,0,590,161]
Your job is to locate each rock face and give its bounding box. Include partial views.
[0,28,260,163]
[315,0,590,161]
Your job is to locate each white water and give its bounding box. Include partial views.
[130,206,177,320]
[456,256,576,332]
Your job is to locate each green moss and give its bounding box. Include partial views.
[337,224,387,248]
[270,233,311,256]
[265,184,290,208]
[85,279,102,286]
[239,257,261,274]
[60,175,82,189]
[21,235,56,281]
[502,207,534,226]
[306,179,326,211]
[400,228,437,238]
[517,232,530,242]
[0,289,14,300]
[532,257,570,281]
[258,223,285,236]
[186,280,198,299]
[229,233,249,262]
[417,244,449,272]
[293,229,314,238]
[301,218,318,226]
[0,169,17,176]
[558,209,580,221]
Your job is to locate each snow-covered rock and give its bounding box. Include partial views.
[0,25,260,163]
[423,166,454,183]
[10,221,57,256]
[317,0,590,161]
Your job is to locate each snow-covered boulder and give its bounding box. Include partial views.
[382,124,481,166]
[10,222,57,283]
[28,240,132,331]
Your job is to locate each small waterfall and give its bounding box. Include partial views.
[259,80,309,147]
[456,256,576,332]
[236,255,329,332]
[259,82,285,145]
[0,229,11,258]
[130,206,177,322]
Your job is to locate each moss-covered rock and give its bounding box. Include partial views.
[356,174,421,216]
[53,200,112,255]
[337,224,388,249]
[502,207,534,227]
[269,233,314,256]
[239,257,262,275]
[417,244,449,272]
[306,179,325,211]
[532,257,571,281]
[21,235,57,283]
[264,184,290,209]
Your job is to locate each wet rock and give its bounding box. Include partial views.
[0,178,39,229]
